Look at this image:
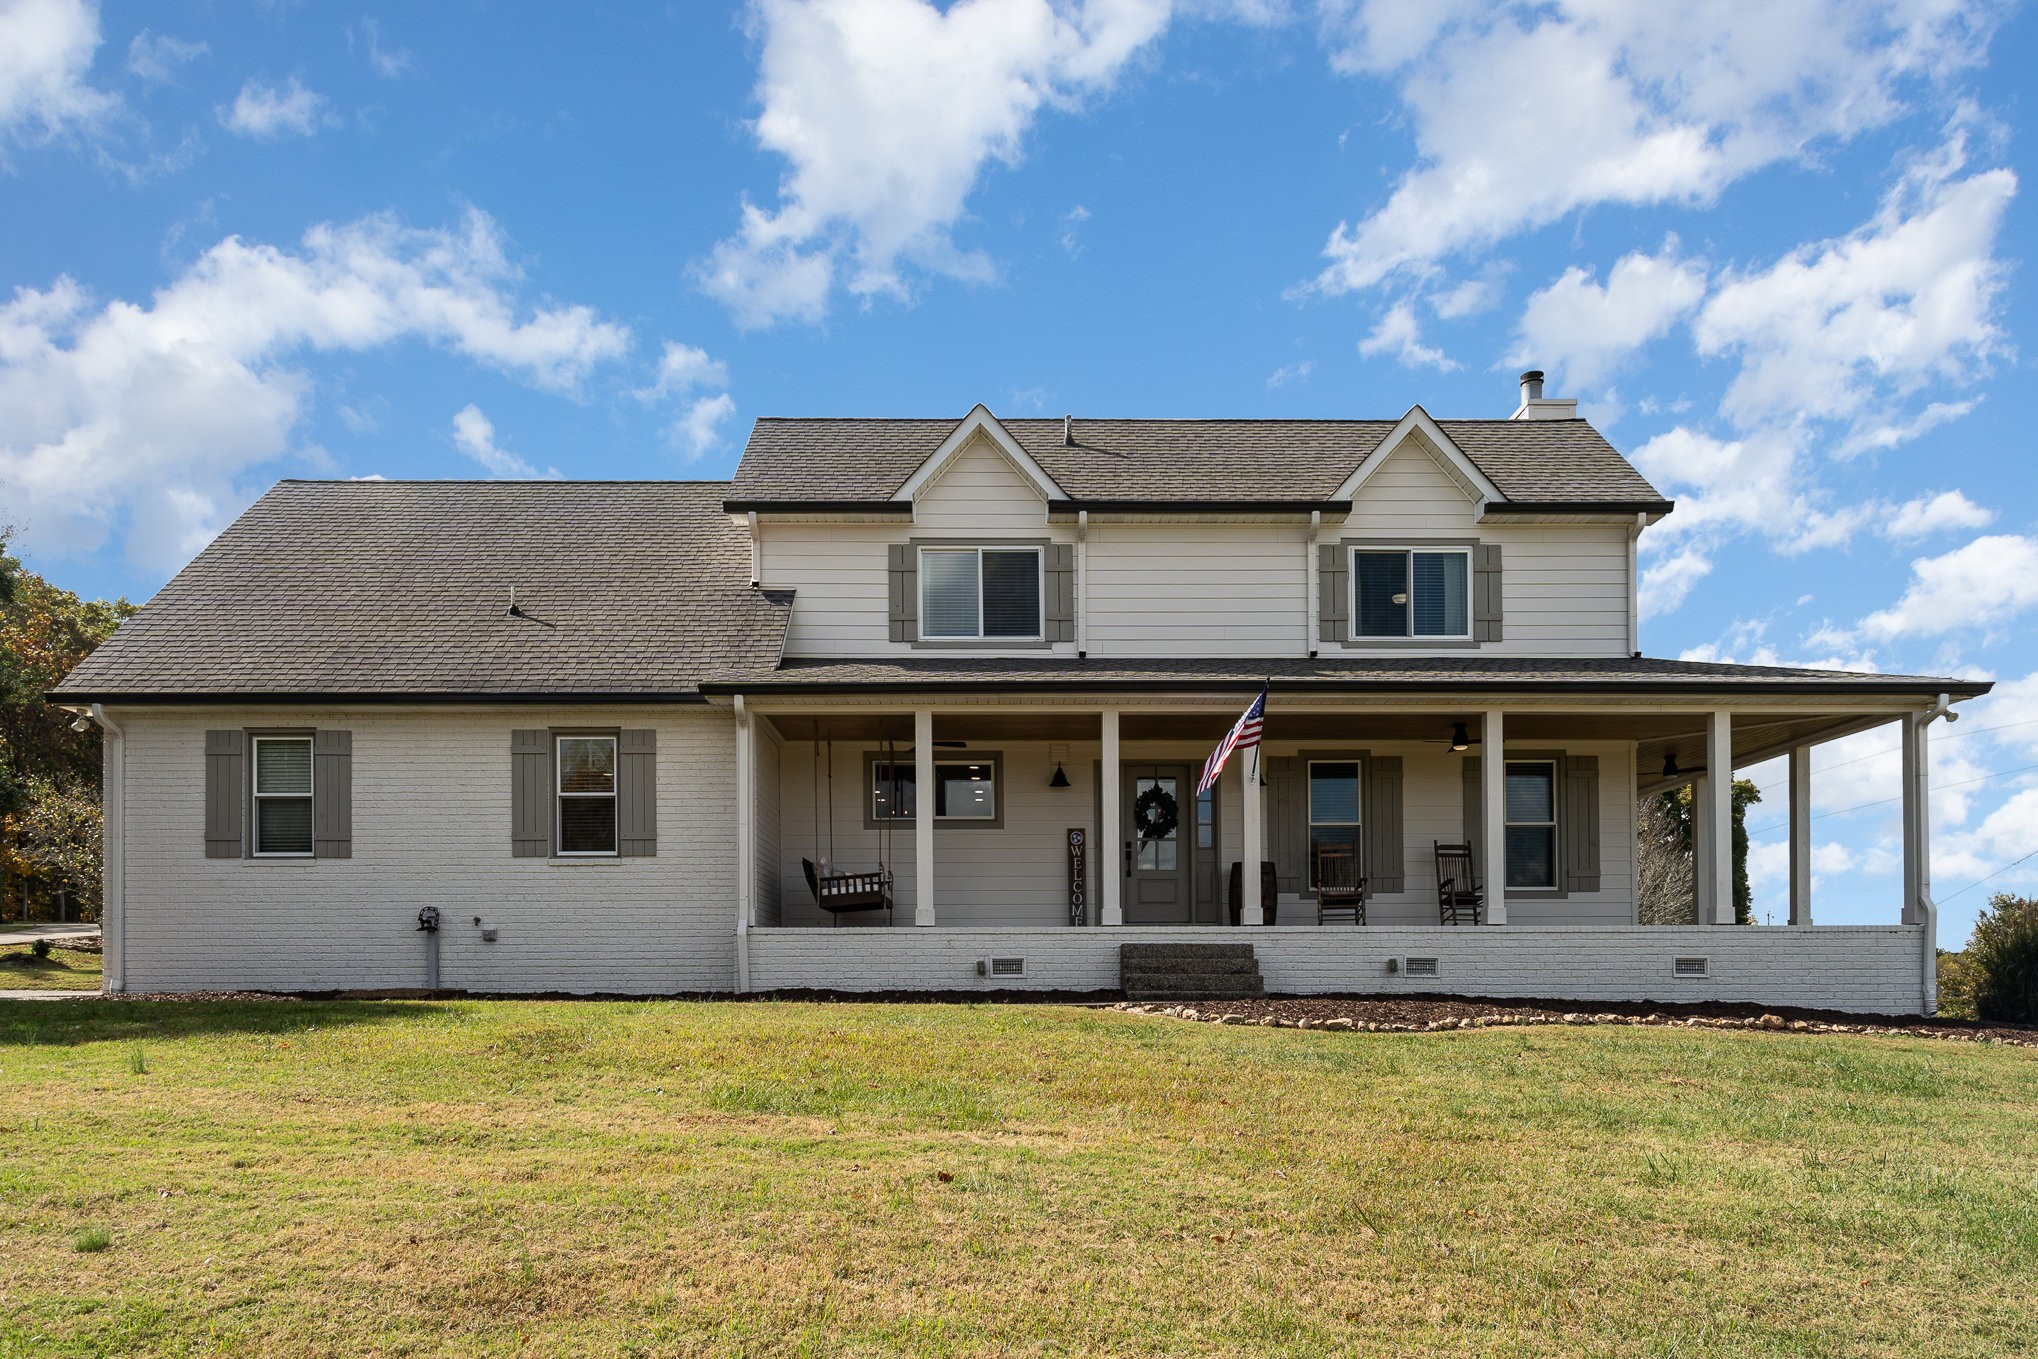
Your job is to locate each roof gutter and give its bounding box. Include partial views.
[1481,499,1675,516]
[1047,499,1353,516]
[722,499,914,515]
[46,689,715,707]
[698,675,1993,699]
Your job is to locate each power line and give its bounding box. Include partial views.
[1781,716,2038,779]
[1938,847,2038,906]
[1743,760,2038,839]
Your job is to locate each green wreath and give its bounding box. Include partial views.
[1133,784,1180,842]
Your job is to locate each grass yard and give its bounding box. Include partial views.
[0,943,101,992]
[1,1000,2035,1358]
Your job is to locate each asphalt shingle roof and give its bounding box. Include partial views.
[727,416,1667,506]
[54,481,793,701]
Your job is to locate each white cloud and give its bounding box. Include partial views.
[451,404,556,479]
[1265,358,1312,388]
[1510,241,1706,388]
[1695,135,2014,445]
[220,76,329,139]
[1884,489,1994,539]
[1856,535,2038,641]
[1311,0,1999,292]
[1059,203,1090,257]
[353,18,416,79]
[0,0,116,147]
[1428,264,1505,319]
[125,30,206,84]
[701,0,1172,326]
[0,208,631,570]
[637,340,737,459]
[1638,545,1710,620]
[1356,300,1455,370]
[673,392,738,459]
[640,342,729,401]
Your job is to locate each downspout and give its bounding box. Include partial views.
[746,510,761,587]
[733,693,752,994]
[1916,692,1958,1014]
[88,704,125,994]
[1306,510,1322,658]
[1627,512,1644,656]
[1075,510,1089,657]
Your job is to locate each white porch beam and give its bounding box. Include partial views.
[1482,709,1506,925]
[1100,709,1123,926]
[1705,710,1734,924]
[734,696,753,991]
[1788,745,1812,926]
[1241,741,1264,925]
[914,708,936,926]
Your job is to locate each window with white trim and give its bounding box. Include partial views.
[1353,548,1471,638]
[557,735,618,855]
[919,546,1042,640]
[1307,760,1362,888]
[1504,760,1558,889]
[251,735,314,856]
[871,757,999,822]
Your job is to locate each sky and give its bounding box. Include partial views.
[3,0,2037,941]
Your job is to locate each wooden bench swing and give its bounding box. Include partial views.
[801,727,897,925]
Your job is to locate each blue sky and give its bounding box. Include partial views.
[4,0,2036,939]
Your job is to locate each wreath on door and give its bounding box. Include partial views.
[1133,784,1179,842]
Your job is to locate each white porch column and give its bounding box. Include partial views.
[1481,709,1507,925]
[1704,710,1734,924]
[1100,709,1123,926]
[1903,711,1938,1011]
[1241,741,1264,925]
[914,708,936,926]
[734,697,753,991]
[1788,745,1812,926]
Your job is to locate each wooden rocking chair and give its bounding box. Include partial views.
[1313,845,1367,925]
[803,858,895,925]
[1433,841,1484,926]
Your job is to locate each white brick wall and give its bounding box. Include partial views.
[747,925,1929,1014]
[112,705,739,994]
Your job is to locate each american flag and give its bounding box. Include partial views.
[1198,688,1266,795]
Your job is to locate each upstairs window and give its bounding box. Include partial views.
[251,735,314,856]
[557,735,618,855]
[1354,549,1470,638]
[920,547,1041,640]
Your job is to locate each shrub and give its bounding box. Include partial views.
[1963,894,2038,1024]
[29,937,51,961]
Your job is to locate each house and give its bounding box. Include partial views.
[52,373,1985,1013]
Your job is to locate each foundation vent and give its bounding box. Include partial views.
[1405,957,1439,978]
[1674,956,1709,978]
[982,957,1027,978]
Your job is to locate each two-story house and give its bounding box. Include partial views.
[53,374,1984,1012]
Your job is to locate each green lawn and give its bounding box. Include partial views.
[0,944,101,992]
[1,1000,2034,1358]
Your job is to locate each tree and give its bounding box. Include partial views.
[1635,779,1764,924]
[0,532,135,921]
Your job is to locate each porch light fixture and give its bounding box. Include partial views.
[1662,752,1702,778]
[1449,722,1471,752]
[1049,763,1071,788]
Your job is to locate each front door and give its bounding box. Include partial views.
[1124,764,1194,924]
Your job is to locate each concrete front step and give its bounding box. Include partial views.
[1120,942,1265,1001]
[1118,954,1261,977]
[1119,942,1255,965]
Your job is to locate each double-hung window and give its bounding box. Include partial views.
[557,735,618,855]
[251,735,314,856]
[1504,760,1558,889]
[1307,760,1362,889]
[871,756,999,822]
[1354,548,1471,638]
[920,547,1042,640]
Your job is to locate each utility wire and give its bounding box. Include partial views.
[1777,715,2038,778]
[1937,847,2038,906]
[1743,760,2038,839]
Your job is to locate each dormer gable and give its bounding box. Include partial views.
[1332,406,1504,506]
[894,405,1064,506]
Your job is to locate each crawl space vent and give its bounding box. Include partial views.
[988,957,1026,978]
[1674,956,1709,978]
[1404,957,1439,978]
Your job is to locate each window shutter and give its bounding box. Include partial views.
[618,728,658,857]
[1317,543,1348,643]
[1474,543,1504,642]
[511,729,551,858]
[1044,543,1076,642]
[312,729,352,860]
[1365,755,1404,893]
[887,544,919,643]
[1267,756,1305,896]
[1460,756,1481,883]
[1562,754,1601,893]
[204,729,245,859]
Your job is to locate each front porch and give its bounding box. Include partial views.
[724,682,1955,1013]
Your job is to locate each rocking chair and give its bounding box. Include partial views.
[1313,845,1367,925]
[1433,841,1484,926]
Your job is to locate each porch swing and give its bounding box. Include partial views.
[801,724,897,925]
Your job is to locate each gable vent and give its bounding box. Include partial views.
[1673,956,1709,978]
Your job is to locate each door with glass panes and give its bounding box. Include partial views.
[1122,764,1195,924]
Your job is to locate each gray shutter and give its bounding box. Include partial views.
[204,730,245,859]
[1562,755,1601,893]
[1474,543,1503,642]
[312,729,352,860]
[1317,543,1348,643]
[1461,757,1481,883]
[1267,756,1305,896]
[1365,755,1404,893]
[511,729,551,858]
[1045,543,1076,642]
[887,543,919,643]
[618,728,658,857]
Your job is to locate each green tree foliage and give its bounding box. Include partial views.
[0,532,136,920]
[1636,779,1764,924]
[1951,894,2038,1024]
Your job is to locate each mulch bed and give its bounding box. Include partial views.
[1112,994,2038,1047]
